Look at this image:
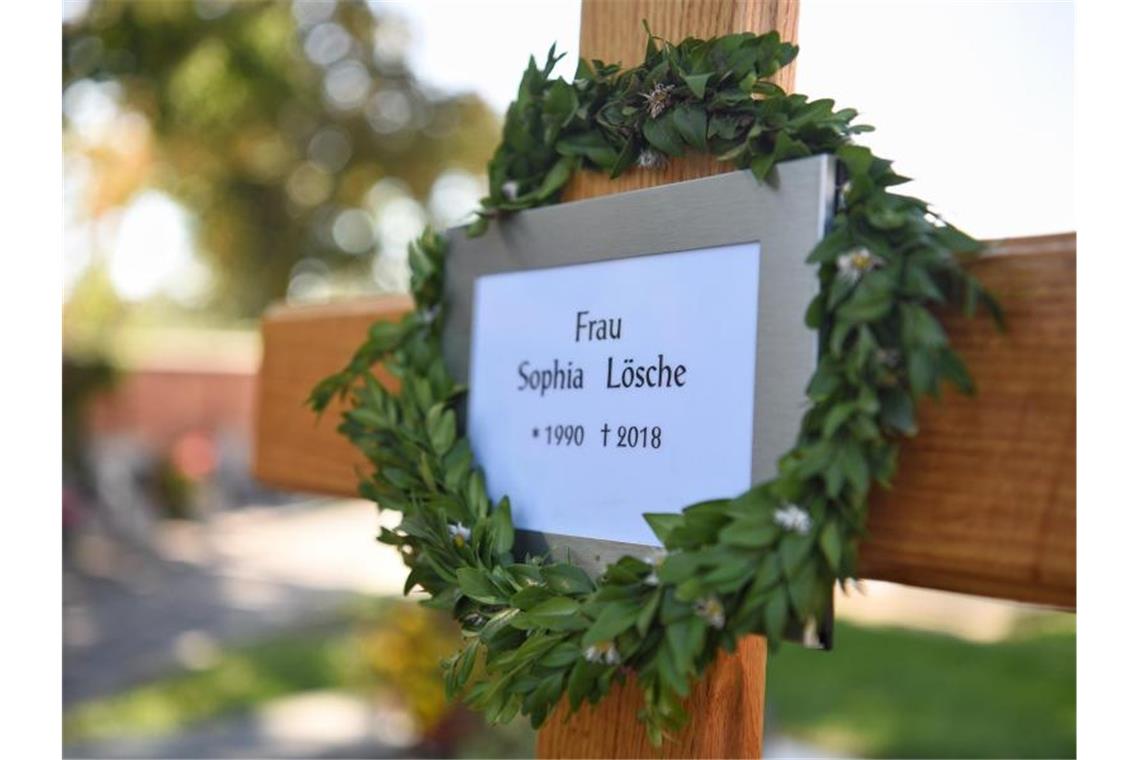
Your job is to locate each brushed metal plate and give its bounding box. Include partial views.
[442,155,837,649]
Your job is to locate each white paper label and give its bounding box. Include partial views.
[466,242,761,546]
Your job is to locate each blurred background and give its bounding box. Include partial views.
[61,1,1074,758]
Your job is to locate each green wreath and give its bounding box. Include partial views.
[309,29,1002,745]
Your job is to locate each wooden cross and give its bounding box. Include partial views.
[253,1,1075,756]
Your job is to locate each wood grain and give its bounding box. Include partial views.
[253,234,1077,607]
[551,4,794,755]
[253,295,412,497]
[562,0,800,204]
[861,233,1076,609]
[535,636,767,759]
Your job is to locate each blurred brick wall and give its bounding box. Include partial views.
[86,368,255,449]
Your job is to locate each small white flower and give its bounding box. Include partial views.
[837,248,884,283]
[642,550,667,586]
[802,616,819,646]
[773,505,812,535]
[694,595,726,630]
[501,180,519,201]
[448,523,471,548]
[640,83,675,118]
[584,640,621,665]
[637,148,667,169]
[876,348,901,368]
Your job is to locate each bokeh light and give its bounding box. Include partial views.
[106,191,195,302]
[303,22,352,67]
[428,169,484,228]
[323,59,371,110]
[331,208,375,255]
[286,257,333,304]
[307,126,353,173]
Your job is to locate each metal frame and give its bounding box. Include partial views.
[442,155,837,648]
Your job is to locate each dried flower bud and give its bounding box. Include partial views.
[694,595,726,629]
[637,148,667,169]
[584,639,621,665]
[640,83,675,119]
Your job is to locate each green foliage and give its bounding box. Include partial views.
[62,354,118,492]
[63,625,363,744]
[63,0,501,317]
[767,620,1076,758]
[472,30,860,233]
[312,29,1001,747]
[63,600,539,756]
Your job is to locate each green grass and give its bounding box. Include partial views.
[766,616,1076,758]
[63,623,366,745]
[65,602,1075,759]
[63,601,536,757]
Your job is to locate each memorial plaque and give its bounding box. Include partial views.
[468,241,761,547]
[444,155,837,588]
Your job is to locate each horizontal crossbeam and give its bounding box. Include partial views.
[253,233,1075,609]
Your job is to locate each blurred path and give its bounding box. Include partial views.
[65,496,1058,704]
[62,498,1059,760]
[66,686,836,760]
[64,499,405,705]
[66,690,418,759]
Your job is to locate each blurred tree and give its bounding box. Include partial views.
[63,0,500,317]
[62,353,117,497]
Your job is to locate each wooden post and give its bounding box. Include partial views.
[563,0,799,203]
[529,2,798,757]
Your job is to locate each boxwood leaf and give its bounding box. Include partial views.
[527,596,582,625]
[541,564,596,595]
[457,567,505,604]
[489,497,515,556]
[683,72,713,98]
[764,587,789,639]
[582,600,641,645]
[672,103,708,151]
[644,512,684,545]
[643,115,686,156]
[820,519,842,572]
